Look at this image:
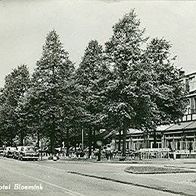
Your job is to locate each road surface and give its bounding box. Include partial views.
[0,157,183,196]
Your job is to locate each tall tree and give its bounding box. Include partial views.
[104,10,147,156]
[104,10,186,155]
[29,30,75,153]
[0,65,30,145]
[143,38,186,146]
[75,40,109,157]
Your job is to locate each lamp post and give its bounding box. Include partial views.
[96,140,102,161]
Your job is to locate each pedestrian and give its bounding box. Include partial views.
[105,145,111,160]
[188,142,193,154]
[109,151,113,160]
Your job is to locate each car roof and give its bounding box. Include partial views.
[6,147,16,149]
[16,146,23,149]
[23,146,34,148]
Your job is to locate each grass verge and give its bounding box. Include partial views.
[125,166,196,174]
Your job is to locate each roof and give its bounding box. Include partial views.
[127,125,171,134]
[128,128,143,134]
[127,121,196,135]
[157,125,171,131]
[164,121,196,132]
[185,121,196,130]
[100,120,196,139]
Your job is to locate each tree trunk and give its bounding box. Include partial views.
[118,129,122,151]
[153,129,157,148]
[50,114,56,155]
[93,129,96,150]
[143,131,149,148]
[37,132,40,148]
[146,131,150,148]
[66,129,69,156]
[60,133,63,152]
[0,136,2,146]
[9,129,15,146]
[20,130,24,146]
[9,137,13,146]
[88,128,92,158]
[50,132,55,155]
[9,131,15,146]
[122,128,127,157]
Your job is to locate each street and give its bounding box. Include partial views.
[1,158,196,196]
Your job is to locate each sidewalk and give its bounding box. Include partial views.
[57,156,190,165]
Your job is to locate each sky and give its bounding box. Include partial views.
[0,0,196,87]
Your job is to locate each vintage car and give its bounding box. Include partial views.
[13,146,23,159]
[0,147,4,156]
[18,146,39,161]
[3,147,16,158]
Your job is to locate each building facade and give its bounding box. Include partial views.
[114,72,196,156]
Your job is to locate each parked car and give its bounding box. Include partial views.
[0,147,4,156]
[18,146,39,161]
[13,146,23,159]
[3,147,16,158]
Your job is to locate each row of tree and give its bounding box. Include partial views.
[0,10,186,156]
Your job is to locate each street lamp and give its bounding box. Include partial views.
[96,140,102,161]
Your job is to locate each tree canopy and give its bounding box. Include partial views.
[0,10,187,155]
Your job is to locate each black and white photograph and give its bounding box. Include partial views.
[0,0,196,196]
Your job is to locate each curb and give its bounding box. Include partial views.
[58,158,173,164]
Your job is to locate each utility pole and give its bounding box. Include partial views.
[40,140,43,161]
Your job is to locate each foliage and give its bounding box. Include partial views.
[23,30,76,152]
[0,11,186,154]
[0,65,30,145]
[103,10,186,153]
